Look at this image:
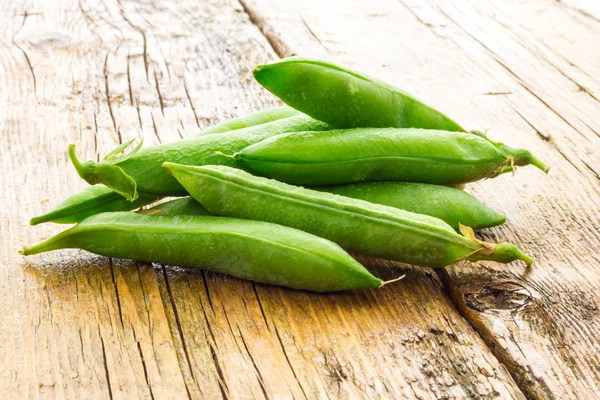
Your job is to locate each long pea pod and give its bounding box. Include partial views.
[145,184,504,231]
[164,164,533,268]
[253,57,465,131]
[231,128,549,185]
[201,106,300,135]
[20,212,384,292]
[32,110,314,225]
[68,114,328,201]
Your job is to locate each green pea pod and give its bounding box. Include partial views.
[253,57,465,131]
[315,182,505,231]
[164,164,533,268]
[20,212,383,292]
[32,111,316,225]
[139,197,210,216]
[231,128,549,185]
[68,115,329,200]
[30,185,159,226]
[201,106,300,135]
[143,185,504,231]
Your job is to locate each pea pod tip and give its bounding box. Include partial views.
[379,274,405,288]
[531,155,550,174]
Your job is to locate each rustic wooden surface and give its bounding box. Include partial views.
[0,0,597,399]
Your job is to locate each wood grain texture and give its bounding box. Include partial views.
[240,0,600,398]
[0,0,528,399]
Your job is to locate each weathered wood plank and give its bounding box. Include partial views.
[0,0,529,399]
[240,0,600,398]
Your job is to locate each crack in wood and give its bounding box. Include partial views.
[99,327,114,400]
[103,51,120,142]
[12,11,36,95]
[238,327,270,400]
[160,266,197,397]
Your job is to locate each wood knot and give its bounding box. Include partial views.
[29,32,71,49]
[464,281,533,313]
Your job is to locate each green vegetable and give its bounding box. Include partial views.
[231,128,549,185]
[253,57,464,130]
[140,197,210,216]
[69,114,328,200]
[315,182,505,231]
[32,112,319,225]
[164,164,533,268]
[30,185,159,226]
[20,212,384,292]
[201,106,300,135]
[140,185,504,231]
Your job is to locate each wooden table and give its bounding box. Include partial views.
[2,0,599,398]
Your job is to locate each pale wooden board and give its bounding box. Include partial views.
[0,0,527,399]
[240,0,600,398]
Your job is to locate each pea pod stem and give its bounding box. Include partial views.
[472,130,550,174]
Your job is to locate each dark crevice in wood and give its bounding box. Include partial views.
[99,327,114,400]
[221,303,247,355]
[117,0,149,79]
[12,11,36,95]
[137,341,155,400]
[136,263,154,338]
[108,258,124,329]
[510,103,600,181]
[300,16,328,51]
[200,271,215,310]
[153,70,165,116]
[150,112,162,144]
[104,51,120,142]
[435,270,532,399]
[274,324,309,399]
[237,0,290,57]
[135,98,143,130]
[238,327,270,400]
[508,105,551,142]
[160,266,195,399]
[251,283,269,329]
[183,77,201,128]
[197,291,229,399]
[93,109,99,161]
[126,53,134,107]
[160,48,172,83]
[78,329,86,364]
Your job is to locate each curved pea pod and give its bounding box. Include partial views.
[140,197,210,216]
[232,128,549,185]
[201,106,300,135]
[316,182,505,231]
[145,189,504,232]
[30,185,159,225]
[33,114,322,224]
[20,212,383,292]
[67,114,329,201]
[164,164,533,268]
[253,57,464,131]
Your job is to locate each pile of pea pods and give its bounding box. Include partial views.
[21,57,549,293]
